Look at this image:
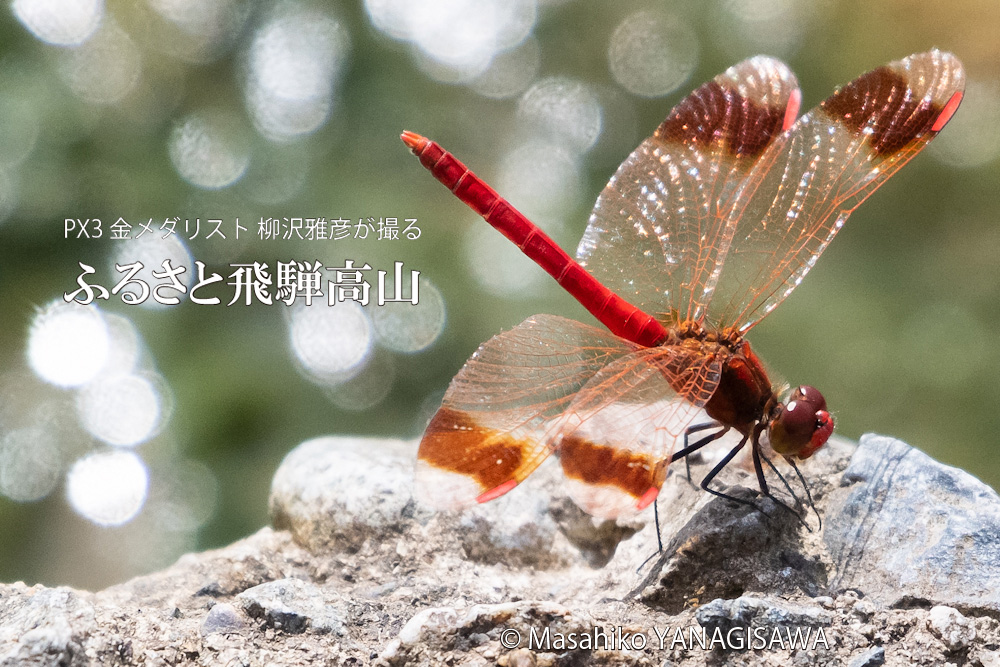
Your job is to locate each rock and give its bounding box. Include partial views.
[2,433,999,666]
[981,650,1000,667]
[547,496,642,567]
[847,646,885,667]
[0,584,95,667]
[270,436,591,568]
[694,595,831,631]
[452,471,562,568]
[200,602,245,636]
[269,436,418,553]
[823,434,1000,614]
[926,605,976,651]
[632,488,827,613]
[236,578,344,635]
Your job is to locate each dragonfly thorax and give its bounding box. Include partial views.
[702,337,773,432]
[663,320,744,351]
[670,324,834,461]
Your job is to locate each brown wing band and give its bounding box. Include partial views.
[418,406,528,494]
[821,66,945,156]
[559,434,667,500]
[655,80,789,159]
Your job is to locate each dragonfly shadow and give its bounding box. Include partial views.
[627,486,827,615]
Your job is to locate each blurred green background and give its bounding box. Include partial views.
[0,0,997,590]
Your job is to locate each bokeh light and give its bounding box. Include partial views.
[100,314,142,376]
[0,426,62,503]
[151,458,219,532]
[240,143,310,205]
[27,301,110,388]
[469,38,540,99]
[464,222,548,299]
[325,351,395,412]
[288,301,374,384]
[711,0,813,58]
[13,0,103,46]
[66,450,149,527]
[365,0,537,82]
[608,11,698,98]
[244,6,350,141]
[147,0,252,63]
[76,373,166,447]
[372,279,446,353]
[169,111,251,190]
[496,141,581,226]
[516,77,603,154]
[57,19,141,105]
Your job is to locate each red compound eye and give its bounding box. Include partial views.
[770,386,833,458]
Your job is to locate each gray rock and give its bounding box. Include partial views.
[270,436,417,553]
[926,604,976,651]
[0,585,95,667]
[200,602,245,636]
[236,578,344,635]
[455,490,562,567]
[847,646,885,667]
[270,436,589,568]
[694,595,831,631]
[632,488,827,613]
[547,495,642,567]
[2,433,999,666]
[981,650,1000,667]
[824,434,1000,614]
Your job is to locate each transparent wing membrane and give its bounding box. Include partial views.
[705,51,965,330]
[415,314,634,509]
[577,56,800,326]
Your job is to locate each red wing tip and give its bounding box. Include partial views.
[475,479,518,504]
[783,89,802,131]
[931,91,963,132]
[401,130,428,152]
[635,486,660,511]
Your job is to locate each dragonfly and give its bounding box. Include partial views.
[402,50,964,521]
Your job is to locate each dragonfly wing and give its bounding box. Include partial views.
[707,50,965,331]
[415,314,635,510]
[555,345,725,519]
[577,56,801,326]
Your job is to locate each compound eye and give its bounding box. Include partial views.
[769,385,833,458]
[778,396,819,444]
[791,385,827,412]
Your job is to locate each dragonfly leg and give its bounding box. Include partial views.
[757,447,799,505]
[786,456,821,530]
[753,437,810,530]
[674,422,724,460]
[641,423,729,568]
[673,422,728,482]
[654,501,663,552]
[696,431,766,516]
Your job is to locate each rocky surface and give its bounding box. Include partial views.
[2,433,1000,666]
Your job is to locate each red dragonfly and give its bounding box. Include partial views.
[403,51,964,520]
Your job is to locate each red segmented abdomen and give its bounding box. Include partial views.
[402,131,669,348]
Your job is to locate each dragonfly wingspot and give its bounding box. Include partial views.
[636,486,660,510]
[476,479,518,504]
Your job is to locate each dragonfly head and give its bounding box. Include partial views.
[768,385,834,459]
